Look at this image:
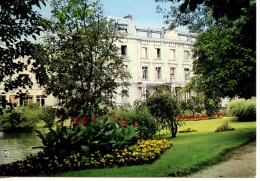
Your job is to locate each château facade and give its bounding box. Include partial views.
[112,16,196,107]
[2,16,227,109]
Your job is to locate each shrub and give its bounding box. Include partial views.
[35,114,139,158]
[0,109,36,132]
[112,108,157,140]
[215,120,235,132]
[227,98,256,121]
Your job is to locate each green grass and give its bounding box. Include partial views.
[49,118,256,177]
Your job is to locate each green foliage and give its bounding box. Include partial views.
[0,109,36,132]
[0,0,48,103]
[43,0,131,119]
[146,92,181,138]
[0,139,172,176]
[35,115,139,159]
[227,98,256,121]
[52,119,256,177]
[158,0,256,99]
[215,120,235,132]
[113,107,157,140]
[156,0,253,30]
[37,106,57,128]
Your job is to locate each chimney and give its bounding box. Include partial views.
[123,14,132,20]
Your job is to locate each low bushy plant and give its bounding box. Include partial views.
[35,114,139,158]
[227,98,256,121]
[215,120,235,132]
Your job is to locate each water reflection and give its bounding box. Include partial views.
[0,131,43,165]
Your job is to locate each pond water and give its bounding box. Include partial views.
[0,131,43,165]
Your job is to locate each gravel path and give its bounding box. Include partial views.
[188,140,256,178]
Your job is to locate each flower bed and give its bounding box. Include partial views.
[178,127,197,133]
[177,114,222,121]
[0,139,172,176]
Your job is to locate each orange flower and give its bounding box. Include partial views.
[122,120,127,127]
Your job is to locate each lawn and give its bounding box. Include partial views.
[49,118,256,177]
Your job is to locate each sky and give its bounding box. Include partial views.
[37,0,186,32]
[100,0,167,29]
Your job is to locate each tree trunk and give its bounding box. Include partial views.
[170,119,178,138]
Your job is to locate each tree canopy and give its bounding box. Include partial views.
[43,0,131,119]
[157,0,256,99]
[0,0,47,92]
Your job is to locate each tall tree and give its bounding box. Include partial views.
[0,0,47,92]
[44,0,130,119]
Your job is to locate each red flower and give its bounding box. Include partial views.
[120,116,124,121]
[134,121,139,126]
[122,120,127,127]
[71,117,78,124]
[60,114,64,119]
[111,114,115,119]
[82,116,87,125]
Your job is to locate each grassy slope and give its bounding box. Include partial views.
[51,118,256,177]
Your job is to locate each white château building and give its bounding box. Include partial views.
[112,15,196,107]
[0,55,58,108]
[1,16,198,109]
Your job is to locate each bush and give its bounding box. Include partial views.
[215,120,235,132]
[0,109,36,132]
[227,98,256,121]
[35,114,139,158]
[112,108,157,140]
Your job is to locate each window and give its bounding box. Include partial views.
[156,67,161,80]
[20,95,33,107]
[184,68,190,80]
[36,95,46,107]
[170,49,176,60]
[170,67,176,80]
[116,23,128,33]
[142,47,148,58]
[142,66,148,80]
[155,48,161,58]
[184,50,190,61]
[121,45,127,57]
[122,90,129,106]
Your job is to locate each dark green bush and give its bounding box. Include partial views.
[35,115,139,158]
[227,98,256,121]
[113,107,157,140]
[0,109,36,132]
